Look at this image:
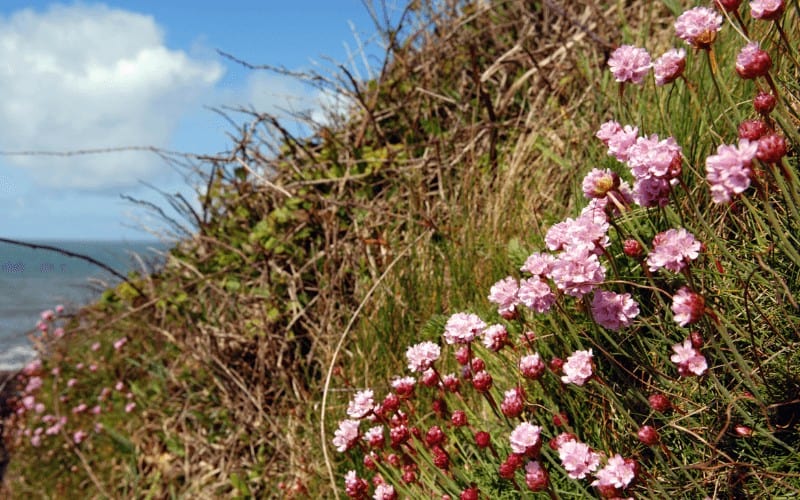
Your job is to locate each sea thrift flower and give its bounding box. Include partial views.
[647,228,701,273]
[482,324,508,351]
[638,425,660,445]
[475,431,491,448]
[451,410,467,427]
[501,387,525,418]
[674,6,723,49]
[592,454,636,490]
[550,247,606,298]
[72,403,88,414]
[735,42,772,79]
[25,377,43,393]
[706,139,758,203]
[753,91,777,115]
[488,276,519,318]
[114,381,124,391]
[653,48,686,86]
[561,349,594,386]
[432,445,449,469]
[591,290,640,331]
[582,168,620,199]
[91,342,101,351]
[756,133,787,163]
[520,252,555,277]
[22,359,42,376]
[633,177,672,207]
[344,470,369,498]
[518,277,556,313]
[113,337,127,350]
[364,426,385,448]
[546,211,609,253]
[671,287,706,326]
[691,331,705,348]
[608,45,651,85]
[333,419,360,452]
[649,393,672,412]
[73,430,88,444]
[425,425,446,447]
[40,309,55,321]
[373,483,397,500]
[443,312,486,344]
[53,327,65,338]
[627,134,683,181]
[406,341,441,373]
[735,425,754,437]
[557,438,601,479]
[671,339,708,376]
[441,373,460,392]
[55,304,65,314]
[738,119,769,141]
[509,422,542,455]
[391,376,416,398]
[524,461,549,491]
[607,124,639,163]
[623,239,643,258]
[519,353,546,380]
[347,389,375,419]
[421,368,438,387]
[472,370,493,392]
[750,0,784,20]
[125,402,136,413]
[716,0,742,11]
[596,121,622,145]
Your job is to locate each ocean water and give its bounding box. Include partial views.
[0,240,170,370]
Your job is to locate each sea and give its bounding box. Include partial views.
[0,239,171,370]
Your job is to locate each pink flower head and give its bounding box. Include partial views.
[72,403,88,414]
[546,211,610,254]
[91,342,101,352]
[501,387,525,418]
[591,290,640,331]
[363,425,385,448]
[73,430,88,444]
[524,461,549,491]
[374,483,397,500]
[488,276,519,318]
[750,0,784,20]
[627,134,683,181]
[67,378,78,388]
[608,45,651,85]
[24,376,42,394]
[671,287,705,326]
[557,438,601,479]
[406,341,441,373]
[443,312,486,344]
[53,327,65,338]
[509,422,542,455]
[592,454,636,490]
[653,48,686,86]
[391,376,416,398]
[113,337,127,350]
[124,402,136,413]
[55,304,64,314]
[482,324,508,351]
[670,339,708,376]
[582,168,620,199]
[736,42,772,79]
[647,228,701,273]
[347,389,375,419]
[344,470,369,498]
[754,91,777,115]
[333,419,361,452]
[40,309,55,322]
[596,120,622,145]
[561,349,594,386]
[550,247,606,298]
[518,277,556,313]
[706,139,758,203]
[716,0,742,12]
[607,124,639,163]
[22,359,42,376]
[674,7,723,49]
[756,133,787,163]
[520,252,555,277]
[519,353,546,380]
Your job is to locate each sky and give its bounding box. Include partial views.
[0,1,398,241]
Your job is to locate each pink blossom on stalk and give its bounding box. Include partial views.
[391,376,416,398]
[582,168,620,199]
[22,359,41,376]
[671,339,708,376]
[591,454,636,490]
[706,139,758,203]
[125,402,136,413]
[520,252,555,277]
[344,470,369,498]
[607,45,652,85]
[626,134,683,181]
[443,312,486,344]
[91,342,101,352]
[488,276,519,318]
[591,290,640,331]
[55,304,65,314]
[716,0,742,12]
[557,438,601,479]
[561,349,594,386]
[509,422,542,455]
[53,327,65,338]
[646,228,701,273]
[738,119,769,140]
[347,389,375,419]
[519,354,546,380]
[73,430,88,444]
[113,337,127,350]
[406,341,441,373]
[735,42,772,79]
[482,324,508,351]
[546,211,610,253]
[25,376,42,394]
[524,461,549,491]
[501,387,525,418]
[750,0,784,20]
[756,133,787,163]
[363,425,385,448]
[518,277,556,313]
[674,7,723,49]
[373,483,397,500]
[333,419,360,452]
[672,287,706,326]
[550,247,606,298]
[596,120,622,145]
[606,125,640,163]
[753,91,777,115]
[653,48,686,86]
[40,309,55,322]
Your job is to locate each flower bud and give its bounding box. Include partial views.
[738,119,769,141]
[753,91,777,115]
[471,370,493,392]
[735,42,772,79]
[648,393,672,412]
[637,425,660,445]
[451,410,467,427]
[475,431,491,448]
[756,133,787,163]
[715,0,741,11]
[623,239,643,258]
[735,424,753,437]
[425,425,446,447]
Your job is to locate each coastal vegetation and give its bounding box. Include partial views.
[2,0,800,498]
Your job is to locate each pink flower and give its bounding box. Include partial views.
[596,120,622,145]
[607,124,639,163]
[344,470,368,498]
[653,48,686,86]
[333,419,361,452]
[91,342,101,351]
[124,402,136,413]
[482,324,508,351]
[736,42,772,79]
[501,387,525,418]
[671,287,706,326]
[40,309,54,321]
[488,276,519,318]
[608,45,651,85]
[716,0,742,11]
[363,425,385,448]
[443,312,486,344]
[753,91,777,114]
[391,376,415,397]
[756,133,787,163]
[347,389,375,419]
[25,376,43,394]
[509,422,542,454]
[30,435,41,447]
[518,277,556,313]
[66,378,77,389]
[519,354,546,380]
[520,252,555,277]
[674,7,723,48]
[524,461,549,491]
[53,327,65,338]
[750,0,784,20]
[91,405,102,415]
[114,381,124,391]
[546,211,609,253]
[373,483,396,500]
[591,290,639,331]
[706,139,758,203]
[646,228,701,273]
[592,454,636,489]
[633,177,672,207]
[561,349,593,386]
[406,341,441,373]
[72,403,88,414]
[626,134,682,181]
[550,247,606,298]
[582,168,620,199]
[22,359,41,376]
[73,430,88,444]
[557,438,601,479]
[670,339,708,376]
[113,337,127,350]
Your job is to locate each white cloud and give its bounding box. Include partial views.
[0,4,223,190]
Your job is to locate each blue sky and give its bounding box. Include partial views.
[0,1,396,240]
